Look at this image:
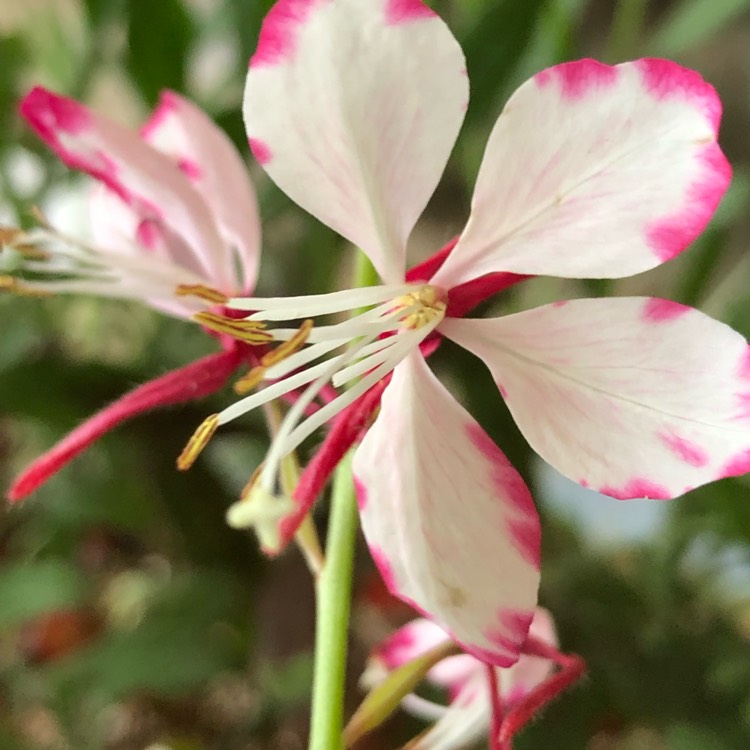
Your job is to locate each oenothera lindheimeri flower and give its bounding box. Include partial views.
[184,0,750,665]
[3,88,267,500]
[361,609,578,750]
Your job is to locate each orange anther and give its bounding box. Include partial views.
[233,367,267,395]
[194,311,273,345]
[175,284,229,305]
[261,319,313,367]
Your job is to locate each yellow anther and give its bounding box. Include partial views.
[395,284,447,330]
[231,319,314,395]
[194,311,273,345]
[175,284,229,305]
[233,366,267,395]
[0,276,50,297]
[261,319,313,367]
[177,413,220,470]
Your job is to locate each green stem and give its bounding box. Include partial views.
[308,452,359,750]
[307,250,378,749]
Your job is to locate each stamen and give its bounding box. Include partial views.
[269,303,418,344]
[219,359,336,424]
[194,311,274,344]
[177,413,220,470]
[231,283,414,318]
[211,282,448,532]
[261,319,313,367]
[233,319,315,396]
[264,338,348,382]
[331,336,406,388]
[176,284,229,305]
[279,330,422,457]
[234,367,267,396]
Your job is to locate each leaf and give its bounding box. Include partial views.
[647,0,750,56]
[125,0,195,105]
[81,0,125,28]
[44,571,243,701]
[224,0,275,68]
[667,723,729,750]
[0,560,87,629]
[460,0,548,128]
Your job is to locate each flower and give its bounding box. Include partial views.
[3,88,267,500]
[361,609,572,750]
[184,0,749,666]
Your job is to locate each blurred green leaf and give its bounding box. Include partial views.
[260,652,314,708]
[0,730,27,750]
[647,0,750,56]
[0,560,87,628]
[125,0,195,105]
[673,479,750,549]
[44,571,243,700]
[461,0,548,127]
[667,723,728,750]
[0,353,137,425]
[225,0,274,67]
[81,0,125,28]
[0,34,27,142]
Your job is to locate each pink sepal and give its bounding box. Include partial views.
[405,237,458,282]
[8,348,243,502]
[495,636,586,750]
[405,237,530,315]
[447,273,530,318]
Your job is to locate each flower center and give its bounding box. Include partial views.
[178,282,447,548]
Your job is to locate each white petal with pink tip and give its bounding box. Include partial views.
[88,185,209,318]
[431,59,730,287]
[354,351,540,666]
[142,92,261,292]
[442,298,750,500]
[20,87,232,291]
[243,0,468,283]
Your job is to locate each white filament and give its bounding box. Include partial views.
[228,283,413,315]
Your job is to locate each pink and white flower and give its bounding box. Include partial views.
[361,609,569,750]
[5,88,265,499]
[188,0,749,666]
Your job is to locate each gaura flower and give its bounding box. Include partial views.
[185,0,750,665]
[361,609,579,750]
[3,88,267,500]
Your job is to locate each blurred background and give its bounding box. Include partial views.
[1,0,750,748]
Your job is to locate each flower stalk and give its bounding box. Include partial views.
[308,251,380,749]
[308,451,359,750]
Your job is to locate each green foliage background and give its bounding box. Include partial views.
[1,0,750,748]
